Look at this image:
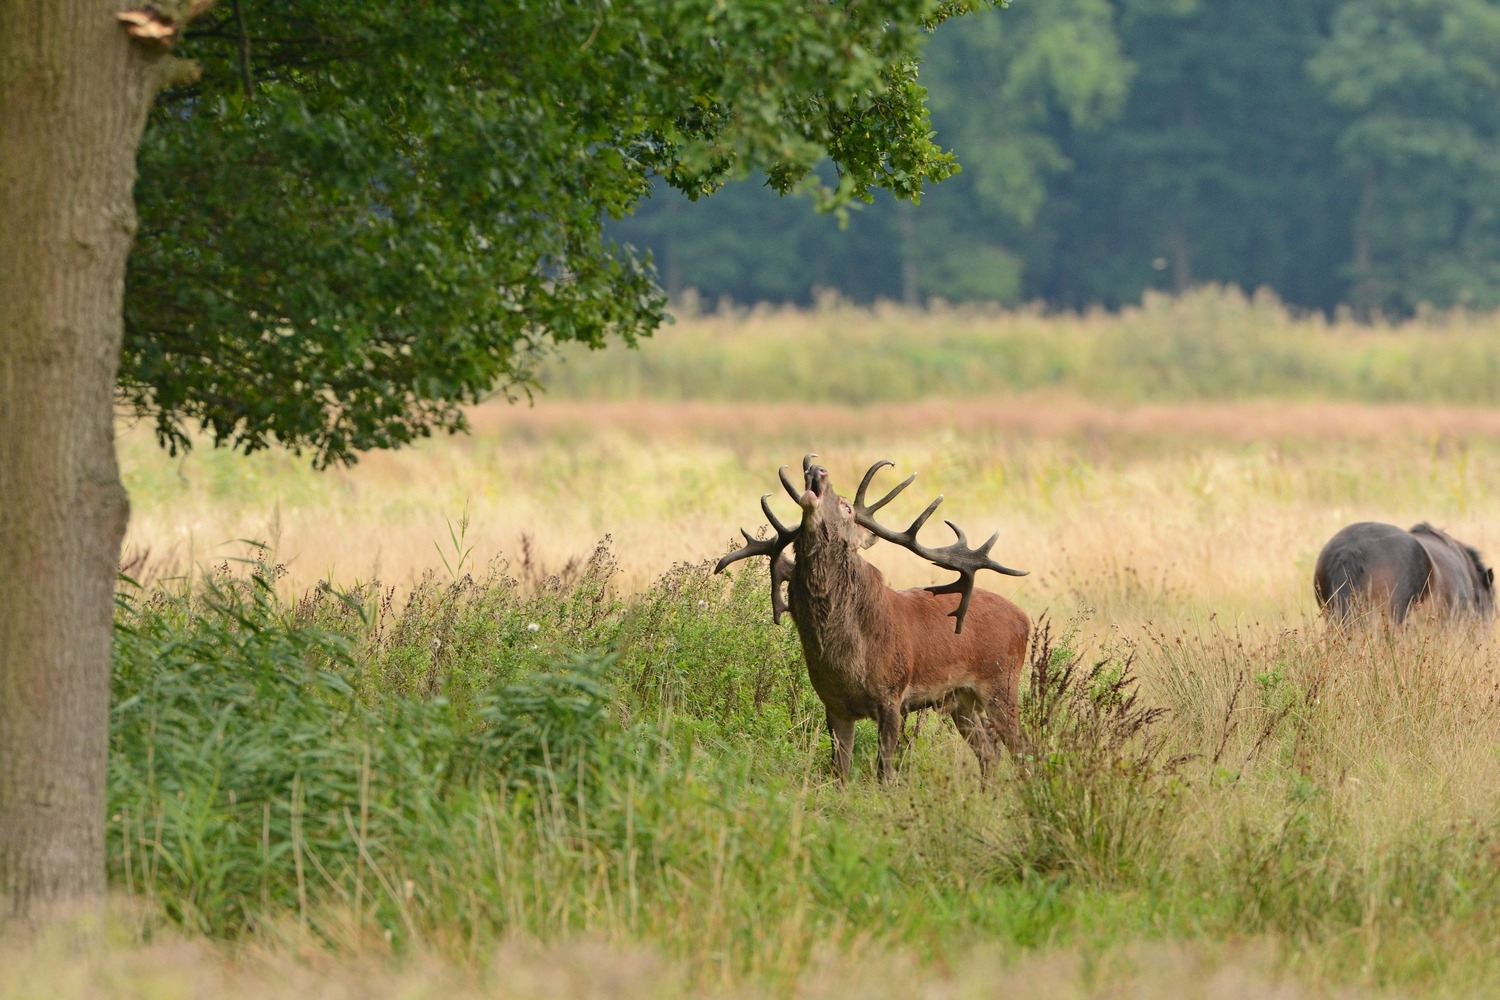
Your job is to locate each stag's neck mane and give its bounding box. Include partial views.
[790,529,893,678]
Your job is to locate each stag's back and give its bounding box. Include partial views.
[888,587,1029,698]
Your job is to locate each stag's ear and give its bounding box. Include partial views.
[858,528,878,550]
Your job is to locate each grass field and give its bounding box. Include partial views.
[120,392,1500,626]
[24,290,1500,998]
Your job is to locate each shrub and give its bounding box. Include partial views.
[612,556,810,742]
[994,615,1186,885]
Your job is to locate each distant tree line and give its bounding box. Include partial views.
[612,0,1500,317]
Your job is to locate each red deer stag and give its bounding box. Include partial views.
[715,455,1031,783]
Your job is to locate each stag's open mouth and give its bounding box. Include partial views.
[801,464,830,509]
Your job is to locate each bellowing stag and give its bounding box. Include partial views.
[715,455,1031,783]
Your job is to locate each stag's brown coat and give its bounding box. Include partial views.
[717,456,1030,784]
[789,463,1029,781]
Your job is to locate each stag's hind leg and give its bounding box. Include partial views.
[985,683,1022,756]
[950,692,1000,778]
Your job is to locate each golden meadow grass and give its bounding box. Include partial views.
[120,393,1500,625]
[78,295,1500,998]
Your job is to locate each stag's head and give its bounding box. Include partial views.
[798,459,876,554]
[715,453,1028,633]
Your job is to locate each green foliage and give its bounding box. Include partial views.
[613,0,1131,308]
[121,0,996,467]
[1310,0,1500,314]
[1196,784,1500,964]
[457,650,618,794]
[112,561,627,937]
[323,541,623,712]
[112,566,368,932]
[925,0,1131,230]
[1039,0,1351,310]
[613,557,808,739]
[620,0,1500,318]
[107,556,863,965]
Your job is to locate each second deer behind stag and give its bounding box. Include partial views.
[716,455,1032,784]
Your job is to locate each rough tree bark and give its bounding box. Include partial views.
[0,0,187,918]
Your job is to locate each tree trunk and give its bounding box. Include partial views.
[1350,166,1379,319]
[1168,211,1192,293]
[898,203,920,307]
[1169,73,1197,294]
[0,1,167,918]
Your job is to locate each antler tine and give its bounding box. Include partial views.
[779,465,802,502]
[903,494,944,538]
[802,452,819,472]
[713,527,775,575]
[714,490,802,625]
[932,521,1027,580]
[922,575,979,636]
[714,494,796,571]
[854,459,916,515]
[769,552,795,623]
[761,493,795,535]
[918,521,1029,632]
[851,461,1028,634]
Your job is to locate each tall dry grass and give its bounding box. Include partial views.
[6,917,1393,1000]
[120,393,1500,626]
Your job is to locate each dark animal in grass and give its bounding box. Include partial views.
[715,455,1031,784]
[1313,521,1495,625]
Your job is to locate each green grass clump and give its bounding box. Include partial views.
[611,558,811,744]
[110,561,624,938]
[108,553,1143,972]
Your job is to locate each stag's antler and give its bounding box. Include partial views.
[852,459,1027,633]
[712,455,815,623]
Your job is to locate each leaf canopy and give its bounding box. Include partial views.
[123,0,995,466]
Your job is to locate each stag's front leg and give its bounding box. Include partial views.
[826,711,855,784]
[875,702,903,783]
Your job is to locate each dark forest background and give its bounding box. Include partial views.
[611,0,1500,317]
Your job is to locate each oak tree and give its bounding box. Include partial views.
[0,0,995,917]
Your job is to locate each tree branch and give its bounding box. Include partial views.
[231,0,254,99]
